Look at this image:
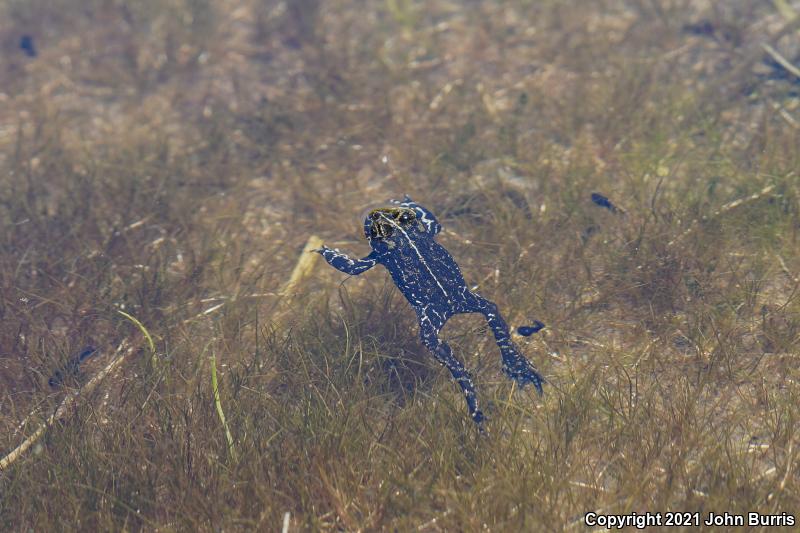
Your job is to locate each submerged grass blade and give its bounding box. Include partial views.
[773,0,798,21]
[210,353,237,462]
[761,42,800,80]
[117,310,156,365]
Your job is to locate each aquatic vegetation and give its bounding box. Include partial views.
[0,0,798,530]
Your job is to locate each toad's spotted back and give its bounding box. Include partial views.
[316,196,544,423]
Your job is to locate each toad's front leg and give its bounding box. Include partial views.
[316,246,379,275]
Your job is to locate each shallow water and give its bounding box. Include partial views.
[1,1,799,529]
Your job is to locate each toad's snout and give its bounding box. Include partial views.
[371,221,393,238]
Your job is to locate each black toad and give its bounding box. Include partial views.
[316,196,544,423]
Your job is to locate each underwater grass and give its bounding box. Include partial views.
[210,352,238,463]
[0,0,799,531]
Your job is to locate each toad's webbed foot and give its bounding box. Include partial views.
[464,292,546,395]
[502,358,545,395]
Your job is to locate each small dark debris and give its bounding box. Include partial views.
[581,224,600,243]
[49,346,97,388]
[448,189,532,221]
[591,192,619,213]
[673,335,692,352]
[19,35,37,57]
[682,20,715,37]
[682,19,739,44]
[517,321,545,337]
[759,54,800,85]
[282,36,302,49]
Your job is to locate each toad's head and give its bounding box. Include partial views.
[363,207,418,244]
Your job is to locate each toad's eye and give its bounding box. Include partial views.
[399,212,414,224]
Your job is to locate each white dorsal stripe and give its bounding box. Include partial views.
[380,212,450,301]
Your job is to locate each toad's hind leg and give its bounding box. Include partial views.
[466,293,545,394]
[418,315,484,423]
